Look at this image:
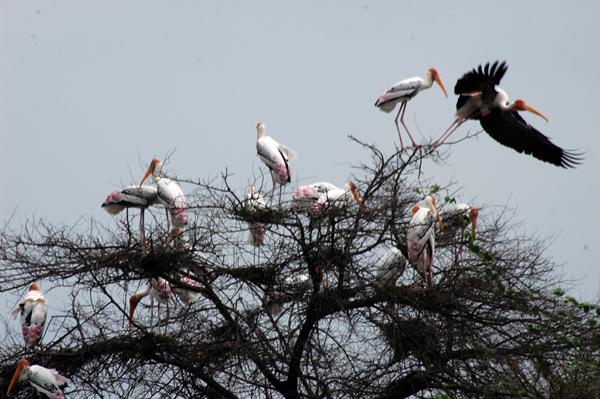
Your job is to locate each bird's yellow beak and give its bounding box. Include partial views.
[139,160,156,188]
[348,181,364,209]
[470,208,479,238]
[432,69,448,98]
[514,100,549,122]
[7,359,29,396]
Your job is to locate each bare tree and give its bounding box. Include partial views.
[1,142,598,399]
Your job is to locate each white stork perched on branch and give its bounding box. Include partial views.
[11,283,47,347]
[375,67,448,148]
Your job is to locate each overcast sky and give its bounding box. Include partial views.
[1,0,598,306]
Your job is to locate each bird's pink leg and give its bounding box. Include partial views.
[399,103,420,148]
[278,185,283,207]
[394,103,405,150]
[140,209,146,247]
[431,118,465,149]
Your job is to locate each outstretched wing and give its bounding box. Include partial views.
[454,61,508,95]
[480,109,583,168]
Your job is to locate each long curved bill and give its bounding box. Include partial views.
[470,208,479,238]
[6,361,26,396]
[433,71,448,98]
[522,102,549,122]
[432,205,444,231]
[514,100,549,122]
[348,181,364,209]
[138,163,154,188]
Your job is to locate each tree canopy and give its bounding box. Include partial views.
[1,142,598,398]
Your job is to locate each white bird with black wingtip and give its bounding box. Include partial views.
[256,122,297,203]
[407,195,444,287]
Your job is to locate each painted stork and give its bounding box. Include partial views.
[375,67,448,148]
[310,181,364,214]
[6,358,68,398]
[441,203,479,238]
[407,195,443,287]
[374,247,406,287]
[433,61,582,168]
[256,122,297,202]
[244,185,267,247]
[292,182,339,211]
[173,275,202,305]
[264,273,328,317]
[102,185,159,244]
[128,278,172,328]
[139,158,189,240]
[11,283,47,347]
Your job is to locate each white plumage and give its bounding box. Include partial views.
[173,275,202,305]
[441,203,479,237]
[139,159,188,239]
[310,181,364,213]
[244,186,267,246]
[374,247,407,286]
[375,67,448,148]
[102,185,159,244]
[128,278,172,327]
[11,283,47,347]
[7,358,68,398]
[407,196,443,287]
[256,122,297,190]
[292,182,339,210]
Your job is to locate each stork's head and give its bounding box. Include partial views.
[139,158,162,188]
[510,99,549,122]
[427,67,448,98]
[256,122,266,139]
[347,181,364,209]
[424,195,444,231]
[411,204,421,215]
[7,358,30,396]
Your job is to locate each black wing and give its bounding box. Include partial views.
[278,148,291,183]
[480,109,583,168]
[454,61,508,95]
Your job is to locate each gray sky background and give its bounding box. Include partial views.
[1,0,598,308]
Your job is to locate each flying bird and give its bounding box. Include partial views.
[407,195,443,287]
[11,283,47,347]
[129,278,172,328]
[432,61,582,168]
[375,67,448,149]
[374,247,407,287]
[102,185,159,245]
[139,159,189,240]
[256,122,297,203]
[6,358,68,398]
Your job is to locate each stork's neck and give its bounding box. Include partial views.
[422,70,434,89]
[494,87,510,108]
[257,124,266,139]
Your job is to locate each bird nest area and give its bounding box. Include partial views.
[233,205,290,225]
[0,142,598,399]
